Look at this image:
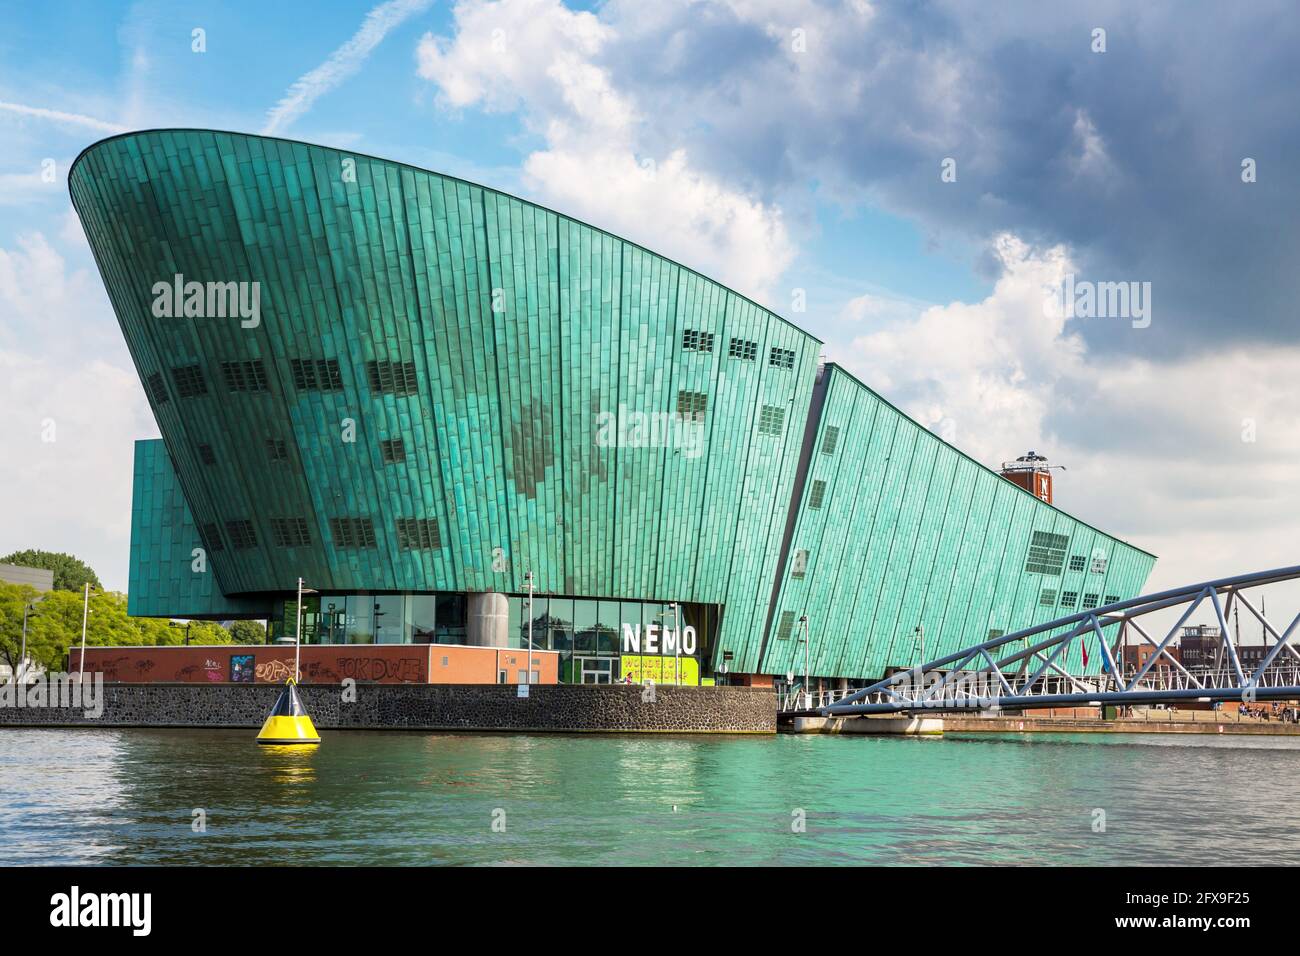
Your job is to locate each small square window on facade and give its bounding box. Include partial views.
[265,438,289,461]
[269,516,311,548]
[808,479,827,510]
[396,517,441,550]
[676,390,707,423]
[791,549,809,579]
[1061,590,1079,608]
[988,629,1005,640]
[330,517,377,548]
[758,405,785,436]
[171,364,208,398]
[197,443,216,465]
[200,522,224,552]
[224,519,258,550]
[291,358,344,391]
[682,329,715,353]
[367,360,419,396]
[220,359,269,393]
[769,346,796,370]
[1081,593,1100,610]
[146,372,169,405]
[1090,555,1108,574]
[1040,588,1057,607]
[1068,555,1086,572]
[821,426,840,455]
[728,337,757,361]
[776,610,796,641]
[380,438,406,464]
[1025,531,1069,575]
[1104,594,1120,606]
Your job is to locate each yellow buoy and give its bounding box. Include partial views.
[256,678,320,745]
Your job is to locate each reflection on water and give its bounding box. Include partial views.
[1,728,1299,865]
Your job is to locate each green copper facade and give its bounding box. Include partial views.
[760,366,1155,678]
[73,129,1154,680]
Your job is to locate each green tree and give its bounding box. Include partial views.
[227,619,267,644]
[0,550,101,592]
[0,581,44,675]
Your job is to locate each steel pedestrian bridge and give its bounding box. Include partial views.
[780,566,1300,717]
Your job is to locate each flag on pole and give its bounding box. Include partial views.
[1081,634,1090,669]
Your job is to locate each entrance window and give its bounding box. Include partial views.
[344,594,373,644]
[373,594,404,643]
[573,600,597,654]
[577,657,614,684]
[435,594,466,644]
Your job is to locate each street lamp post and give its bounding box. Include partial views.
[524,570,535,690]
[294,577,318,683]
[17,601,31,685]
[800,615,810,707]
[671,602,681,685]
[78,582,90,681]
[915,624,925,665]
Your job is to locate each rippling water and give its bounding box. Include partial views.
[1,729,1298,865]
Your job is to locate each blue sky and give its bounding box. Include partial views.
[2,0,1299,606]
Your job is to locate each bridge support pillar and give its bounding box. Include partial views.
[786,715,943,736]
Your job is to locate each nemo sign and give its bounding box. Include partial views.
[621,623,698,656]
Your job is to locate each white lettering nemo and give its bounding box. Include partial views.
[622,623,696,656]
[50,885,152,936]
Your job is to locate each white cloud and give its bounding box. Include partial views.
[0,100,127,134]
[263,0,434,136]
[838,232,1300,600]
[416,0,795,300]
[0,232,154,591]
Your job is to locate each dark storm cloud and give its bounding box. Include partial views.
[603,0,1300,356]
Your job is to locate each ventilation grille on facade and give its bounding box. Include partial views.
[1024,531,1069,575]
[791,549,809,579]
[728,337,757,361]
[224,519,258,550]
[769,346,795,370]
[758,405,785,436]
[146,372,169,405]
[821,425,840,455]
[367,360,418,396]
[290,358,343,391]
[808,479,827,510]
[197,443,216,465]
[221,359,268,392]
[269,516,311,548]
[330,517,377,548]
[396,518,441,550]
[380,438,406,464]
[776,610,796,640]
[676,390,707,423]
[171,364,208,398]
[682,329,714,353]
[200,522,224,552]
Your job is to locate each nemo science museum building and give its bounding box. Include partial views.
[70,129,1155,689]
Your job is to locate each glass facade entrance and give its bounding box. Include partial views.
[272,592,720,684]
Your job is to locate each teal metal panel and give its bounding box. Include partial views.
[761,366,1156,679]
[75,130,1155,678]
[70,129,819,669]
[127,439,272,619]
